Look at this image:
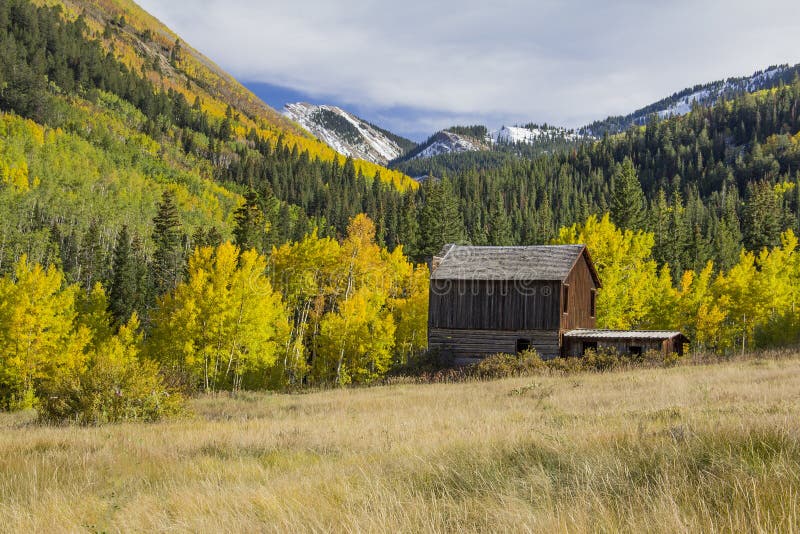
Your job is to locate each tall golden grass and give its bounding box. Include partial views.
[1,354,799,532]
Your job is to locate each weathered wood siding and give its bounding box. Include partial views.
[562,336,687,357]
[560,252,599,331]
[429,328,561,360]
[562,338,663,357]
[428,279,561,331]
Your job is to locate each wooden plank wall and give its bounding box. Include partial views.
[563,338,673,357]
[561,252,599,331]
[429,280,561,331]
[429,328,561,359]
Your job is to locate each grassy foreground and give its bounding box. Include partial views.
[1,356,800,532]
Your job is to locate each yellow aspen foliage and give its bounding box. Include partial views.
[0,256,89,409]
[316,286,396,386]
[640,264,680,330]
[553,213,659,329]
[391,264,430,364]
[673,263,717,346]
[148,242,290,392]
[39,312,182,424]
[713,250,758,351]
[271,215,425,386]
[4,161,30,192]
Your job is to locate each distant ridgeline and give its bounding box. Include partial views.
[390,123,591,177]
[582,63,800,136]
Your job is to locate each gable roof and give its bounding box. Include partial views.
[430,244,601,286]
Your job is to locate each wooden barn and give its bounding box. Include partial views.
[427,244,688,363]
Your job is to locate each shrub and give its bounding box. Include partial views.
[663,351,683,367]
[471,349,546,379]
[580,348,621,372]
[37,315,183,425]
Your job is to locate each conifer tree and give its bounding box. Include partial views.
[487,193,513,245]
[233,188,266,254]
[743,180,781,251]
[151,190,184,297]
[417,178,465,258]
[108,225,137,326]
[610,158,645,230]
[78,219,107,292]
[397,194,419,258]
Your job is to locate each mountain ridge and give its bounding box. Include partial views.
[582,63,800,136]
[283,102,416,165]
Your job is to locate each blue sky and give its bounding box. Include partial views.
[137,0,800,141]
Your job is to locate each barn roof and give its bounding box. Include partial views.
[564,329,687,341]
[430,244,601,286]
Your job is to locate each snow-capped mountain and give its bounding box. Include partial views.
[584,63,800,136]
[393,124,589,167]
[283,103,415,165]
[489,125,588,144]
[407,130,489,160]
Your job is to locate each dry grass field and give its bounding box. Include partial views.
[2,355,800,533]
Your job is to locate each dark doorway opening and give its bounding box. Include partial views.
[516,339,531,353]
[581,341,597,355]
[629,346,643,356]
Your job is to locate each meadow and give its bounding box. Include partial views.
[1,353,799,533]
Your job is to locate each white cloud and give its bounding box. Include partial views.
[137,0,800,133]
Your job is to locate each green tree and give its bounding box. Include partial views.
[108,225,137,326]
[487,192,513,245]
[417,178,465,258]
[610,158,645,230]
[233,188,267,254]
[743,180,781,252]
[151,190,185,297]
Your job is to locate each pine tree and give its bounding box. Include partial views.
[397,194,419,258]
[192,226,223,249]
[417,178,465,258]
[108,225,137,325]
[487,192,513,245]
[743,180,781,251]
[233,188,266,254]
[151,190,184,297]
[610,157,645,230]
[78,219,107,292]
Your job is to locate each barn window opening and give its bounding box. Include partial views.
[629,346,643,356]
[516,339,531,353]
[562,285,569,314]
[590,290,596,317]
[581,341,597,355]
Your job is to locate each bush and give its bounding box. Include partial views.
[580,348,621,372]
[37,316,183,425]
[471,349,546,379]
[543,356,584,375]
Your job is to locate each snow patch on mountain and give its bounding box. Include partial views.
[657,89,712,119]
[657,65,786,119]
[489,125,586,144]
[407,131,488,160]
[283,103,407,165]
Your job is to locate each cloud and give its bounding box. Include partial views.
[137,0,800,135]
